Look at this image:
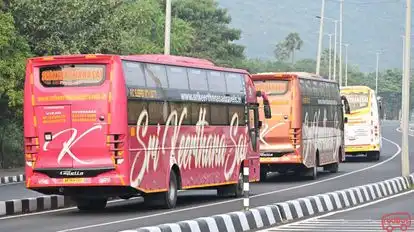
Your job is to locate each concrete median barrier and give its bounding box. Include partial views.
[122,173,414,232]
[0,174,25,185]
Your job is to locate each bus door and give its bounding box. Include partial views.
[254,78,293,155]
[32,62,114,170]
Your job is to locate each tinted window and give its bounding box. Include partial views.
[144,64,168,88]
[207,71,226,93]
[254,80,289,95]
[188,68,208,91]
[122,61,146,87]
[225,73,244,94]
[40,64,105,87]
[191,103,210,124]
[211,104,228,125]
[128,101,147,124]
[166,66,189,89]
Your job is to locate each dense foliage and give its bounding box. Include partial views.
[0,0,408,167]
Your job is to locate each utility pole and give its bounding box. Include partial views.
[164,0,172,55]
[344,43,349,86]
[375,52,380,94]
[401,0,411,177]
[339,0,344,87]
[328,34,333,80]
[333,20,338,81]
[316,0,325,76]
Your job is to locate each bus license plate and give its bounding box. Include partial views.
[63,178,85,184]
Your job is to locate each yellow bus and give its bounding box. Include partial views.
[340,86,382,161]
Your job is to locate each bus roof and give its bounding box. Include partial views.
[122,54,250,73]
[27,53,250,74]
[340,85,374,92]
[251,71,336,83]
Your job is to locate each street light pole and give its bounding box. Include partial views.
[333,20,338,81]
[375,52,380,94]
[339,0,344,87]
[328,34,333,80]
[316,0,326,76]
[344,43,349,86]
[164,0,172,55]
[401,0,411,177]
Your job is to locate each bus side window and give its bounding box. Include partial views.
[211,104,228,125]
[144,63,169,88]
[148,101,169,125]
[122,61,146,87]
[191,103,210,125]
[127,101,147,124]
[228,105,245,126]
[169,102,191,125]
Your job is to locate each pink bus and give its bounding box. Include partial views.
[23,54,271,210]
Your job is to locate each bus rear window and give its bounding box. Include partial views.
[39,64,106,87]
[254,80,289,95]
[343,92,369,111]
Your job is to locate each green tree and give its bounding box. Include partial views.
[284,32,303,64]
[171,0,245,65]
[0,11,31,167]
[10,0,194,56]
[273,41,290,62]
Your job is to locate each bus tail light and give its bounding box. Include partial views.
[289,128,300,149]
[107,134,125,165]
[24,136,39,167]
[374,125,379,136]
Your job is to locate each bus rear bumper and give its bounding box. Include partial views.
[26,172,128,190]
[345,144,380,153]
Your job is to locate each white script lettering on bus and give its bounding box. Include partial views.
[43,125,102,165]
[130,107,248,188]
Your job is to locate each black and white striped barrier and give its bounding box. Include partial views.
[243,159,249,211]
[0,195,70,216]
[121,174,414,232]
[0,174,25,185]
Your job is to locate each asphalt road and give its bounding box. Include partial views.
[260,189,414,231]
[0,182,44,201]
[0,121,412,232]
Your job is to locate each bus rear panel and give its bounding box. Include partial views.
[340,86,382,160]
[24,55,131,199]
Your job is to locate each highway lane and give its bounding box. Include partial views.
[0,122,410,232]
[260,188,414,231]
[0,120,401,202]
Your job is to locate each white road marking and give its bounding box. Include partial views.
[0,135,401,232]
[258,189,414,232]
[53,136,402,232]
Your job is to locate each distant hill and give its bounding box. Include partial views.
[218,0,411,73]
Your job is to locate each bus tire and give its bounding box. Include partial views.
[217,169,244,198]
[144,170,178,209]
[162,170,178,209]
[260,169,267,181]
[329,162,339,173]
[76,198,107,211]
[368,151,380,161]
[304,155,318,180]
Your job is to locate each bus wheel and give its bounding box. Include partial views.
[329,162,339,173]
[144,170,178,209]
[368,151,380,161]
[161,170,178,209]
[76,198,107,211]
[260,169,267,181]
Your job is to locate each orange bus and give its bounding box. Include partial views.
[251,72,350,180]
